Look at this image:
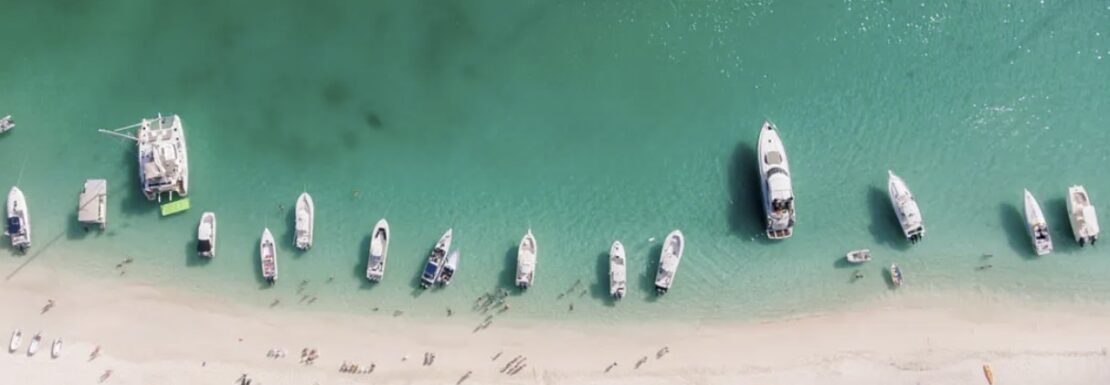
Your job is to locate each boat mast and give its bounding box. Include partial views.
[97,122,142,141]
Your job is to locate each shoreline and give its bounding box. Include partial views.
[3,261,1110,384]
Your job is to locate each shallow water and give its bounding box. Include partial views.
[1,0,1109,322]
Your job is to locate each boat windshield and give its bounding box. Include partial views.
[422,263,438,277]
[197,240,212,252]
[7,217,20,234]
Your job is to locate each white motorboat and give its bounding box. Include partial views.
[197,212,217,258]
[6,186,31,252]
[0,115,14,133]
[1024,189,1053,256]
[420,229,452,289]
[758,121,796,239]
[77,179,108,229]
[516,230,537,289]
[26,332,41,356]
[887,170,925,243]
[50,338,62,359]
[294,192,314,250]
[1066,185,1099,246]
[260,228,278,284]
[890,264,903,287]
[654,230,685,295]
[98,114,188,202]
[8,330,21,353]
[439,249,460,286]
[366,219,390,282]
[846,249,871,264]
[609,241,627,300]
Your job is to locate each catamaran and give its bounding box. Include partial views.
[77,179,107,230]
[439,249,460,286]
[420,229,452,289]
[260,228,278,284]
[516,230,537,289]
[1024,189,1053,256]
[197,212,217,258]
[887,170,925,243]
[98,114,188,203]
[0,115,14,133]
[654,230,685,295]
[1066,185,1099,246]
[758,121,796,239]
[366,219,390,282]
[6,186,31,252]
[609,241,627,300]
[294,192,314,250]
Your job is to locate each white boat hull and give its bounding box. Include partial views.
[610,241,627,299]
[27,334,40,356]
[294,192,314,250]
[1024,189,1053,256]
[260,228,278,284]
[1067,185,1099,246]
[758,121,795,239]
[197,212,216,258]
[6,186,31,252]
[887,171,925,243]
[654,230,685,295]
[8,330,20,353]
[50,338,61,359]
[420,229,452,288]
[439,249,460,286]
[890,264,903,287]
[366,219,390,282]
[516,230,537,289]
[846,249,871,264]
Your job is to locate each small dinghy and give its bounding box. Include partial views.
[889,264,904,287]
[9,329,21,353]
[294,192,314,250]
[50,338,62,359]
[654,230,686,295]
[420,229,452,289]
[516,230,537,289]
[366,219,390,282]
[6,186,31,252]
[438,249,460,286]
[609,241,627,300]
[0,115,14,133]
[260,228,278,284]
[887,171,925,244]
[197,212,217,258]
[1024,189,1053,256]
[846,249,871,264]
[1067,185,1099,246]
[26,332,41,356]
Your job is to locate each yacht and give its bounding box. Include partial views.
[609,241,627,300]
[9,330,21,353]
[758,121,795,239]
[260,228,278,284]
[439,249,460,286]
[365,219,390,282]
[516,230,537,289]
[890,264,903,287]
[26,332,41,357]
[420,229,452,289]
[99,114,188,202]
[77,179,108,230]
[1066,185,1099,246]
[0,115,14,133]
[6,186,31,252]
[197,212,216,258]
[1024,189,1053,256]
[654,230,685,295]
[294,192,314,250]
[887,170,925,243]
[845,249,871,264]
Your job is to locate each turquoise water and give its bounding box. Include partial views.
[1,1,1109,322]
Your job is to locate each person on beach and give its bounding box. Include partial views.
[42,299,55,314]
[99,370,113,382]
[90,345,101,361]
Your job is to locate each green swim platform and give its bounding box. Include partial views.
[160,198,191,216]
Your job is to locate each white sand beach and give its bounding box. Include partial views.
[2,263,1110,385]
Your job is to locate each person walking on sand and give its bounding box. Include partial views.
[99,370,113,382]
